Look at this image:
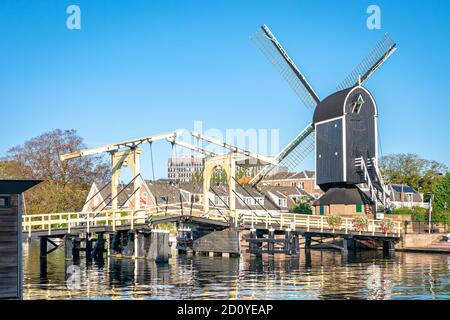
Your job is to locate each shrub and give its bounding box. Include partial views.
[327,215,343,229]
[391,207,411,215]
[379,218,394,234]
[292,202,312,215]
[352,216,368,232]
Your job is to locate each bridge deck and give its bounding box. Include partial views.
[22,203,402,239]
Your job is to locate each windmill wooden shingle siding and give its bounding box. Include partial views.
[313,86,378,190]
[0,180,41,299]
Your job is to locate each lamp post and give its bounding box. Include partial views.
[428,193,434,234]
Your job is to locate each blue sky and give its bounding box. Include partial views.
[1,0,449,180]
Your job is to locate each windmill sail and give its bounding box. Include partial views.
[250,123,315,185]
[337,34,397,91]
[252,24,320,109]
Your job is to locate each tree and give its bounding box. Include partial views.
[2,129,110,213]
[433,172,450,214]
[380,153,447,199]
[292,202,312,215]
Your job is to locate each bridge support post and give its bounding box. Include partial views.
[39,237,48,276]
[64,236,74,260]
[109,233,120,256]
[284,229,297,255]
[268,228,275,254]
[132,230,170,262]
[304,235,312,250]
[93,233,105,259]
[249,229,260,255]
[85,233,92,260]
[342,238,355,253]
[122,232,135,258]
[383,240,394,256]
[72,238,80,261]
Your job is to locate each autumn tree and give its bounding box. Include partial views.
[2,129,110,213]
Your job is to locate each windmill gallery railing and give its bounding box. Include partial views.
[22,203,402,238]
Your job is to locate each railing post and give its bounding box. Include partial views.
[28,216,31,238]
[48,216,51,235]
[131,210,134,230]
[293,215,296,231]
[345,218,348,234]
[281,213,284,228]
[307,215,310,232]
[112,211,116,232]
[251,211,254,229]
[372,220,375,236]
[320,216,324,232]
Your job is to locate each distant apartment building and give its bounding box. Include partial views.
[168,156,205,183]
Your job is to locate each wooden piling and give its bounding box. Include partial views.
[268,228,275,254]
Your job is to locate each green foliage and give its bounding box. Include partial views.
[380,153,447,198]
[292,202,312,214]
[192,171,203,184]
[352,216,368,232]
[433,172,450,213]
[379,218,394,233]
[327,215,343,229]
[391,207,411,215]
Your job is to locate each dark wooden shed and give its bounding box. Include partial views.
[0,180,41,299]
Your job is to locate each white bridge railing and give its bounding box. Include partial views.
[22,202,208,237]
[241,212,402,237]
[23,204,402,238]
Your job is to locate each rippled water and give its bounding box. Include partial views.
[22,240,450,300]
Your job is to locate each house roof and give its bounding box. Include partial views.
[312,185,373,206]
[389,184,422,202]
[145,180,182,204]
[0,180,42,194]
[265,170,315,181]
[391,184,416,193]
[96,183,134,208]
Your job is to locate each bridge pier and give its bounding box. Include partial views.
[267,228,275,254]
[342,238,356,253]
[284,229,299,255]
[134,230,170,262]
[64,235,81,261]
[39,237,48,277]
[383,240,395,256]
[85,233,93,260]
[304,235,312,250]
[93,233,105,259]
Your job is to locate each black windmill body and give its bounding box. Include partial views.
[250,25,397,212]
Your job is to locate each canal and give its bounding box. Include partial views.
[23,240,450,300]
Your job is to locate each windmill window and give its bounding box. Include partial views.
[335,152,338,156]
[0,196,11,208]
[356,203,362,213]
[319,154,322,158]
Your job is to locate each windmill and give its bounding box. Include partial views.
[249,24,397,212]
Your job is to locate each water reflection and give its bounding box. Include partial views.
[22,241,450,300]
